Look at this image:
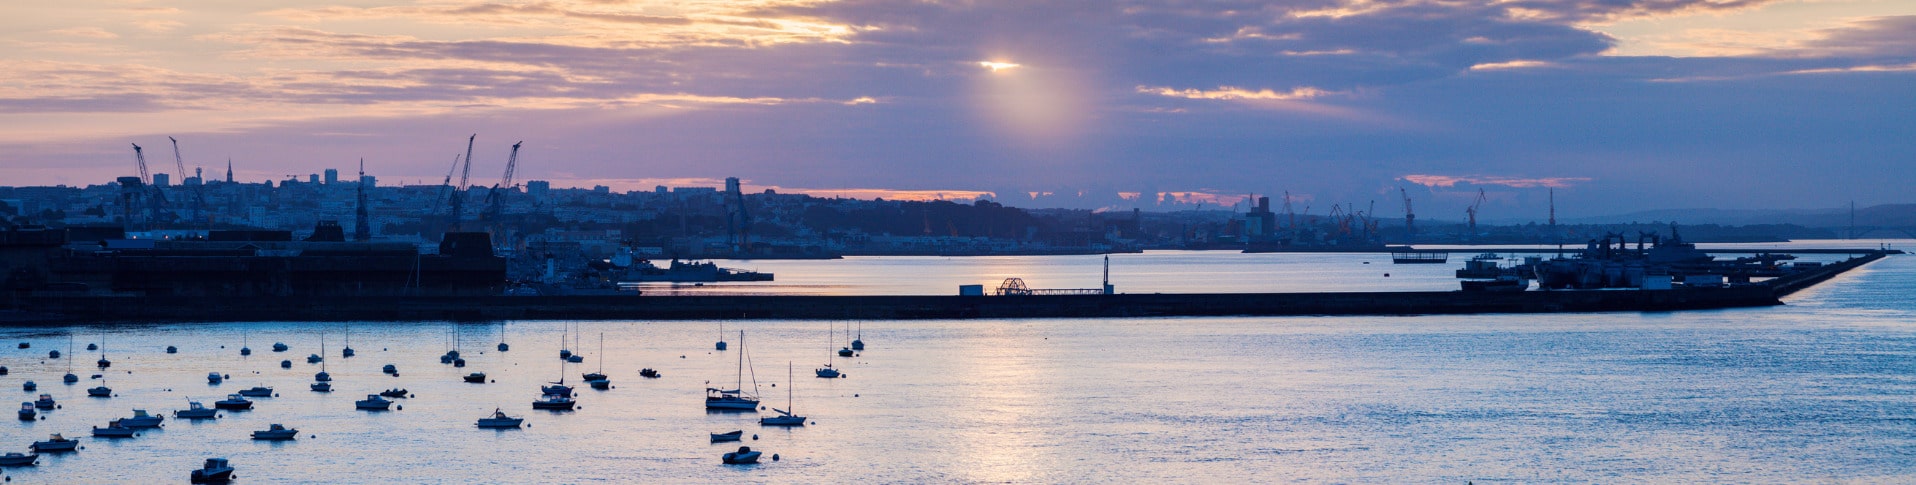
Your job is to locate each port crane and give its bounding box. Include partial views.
[445,134,476,232]
[1399,187,1415,240]
[482,141,522,232]
[1465,188,1486,234]
[169,137,206,228]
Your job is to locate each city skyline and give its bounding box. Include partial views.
[2,1,1912,217]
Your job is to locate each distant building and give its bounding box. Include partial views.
[360,175,376,186]
[153,173,170,187]
[308,174,319,184]
[672,187,717,194]
[655,185,668,194]
[527,180,550,200]
[593,185,610,194]
[324,169,339,184]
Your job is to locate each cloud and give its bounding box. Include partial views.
[49,27,119,40]
[1137,85,1337,101]
[1401,174,1593,188]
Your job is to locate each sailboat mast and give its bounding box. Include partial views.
[597,333,604,374]
[735,330,744,390]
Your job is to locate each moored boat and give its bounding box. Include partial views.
[190,458,234,483]
[34,394,56,409]
[476,408,524,428]
[464,372,488,383]
[91,425,137,438]
[355,394,392,410]
[214,394,253,410]
[250,424,298,440]
[17,402,34,420]
[0,452,36,467]
[237,386,274,397]
[176,401,218,419]
[710,430,743,442]
[721,446,762,464]
[115,409,164,428]
[532,393,576,410]
[30,434,79,452]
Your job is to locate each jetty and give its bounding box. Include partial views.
[1,252,1889,324]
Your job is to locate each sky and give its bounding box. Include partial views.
[1,0,1912,219]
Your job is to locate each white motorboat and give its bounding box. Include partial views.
[721,446,762,464]
[30,434,79,452]
[705,330,760,411]
[760,362,807,427]
[190,458,234,483]
[237,386,274,397]
[115,409,164,428]
[355,394,392,410]
[250,424,298,440]
[476,408,524,428]
[176,401,218,419]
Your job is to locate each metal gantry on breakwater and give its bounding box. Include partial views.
[2,252,1891,324]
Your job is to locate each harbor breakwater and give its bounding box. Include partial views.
[0,252,1886,324]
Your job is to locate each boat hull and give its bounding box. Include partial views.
[705,398,758,410]
[214,402,252,410]
[721,451,762,464]
[30,441,78,452]
[476,418,523,428]
[760,416,805,426]
[0,454,36,466]
[250,431,297,440]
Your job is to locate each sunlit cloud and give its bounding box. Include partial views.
[1469,60,1553,71]
[1137,85,1336,101]
[1401,174,1593,188]
[49,27,119,40]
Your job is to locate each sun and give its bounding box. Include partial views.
[978,61,1021,73]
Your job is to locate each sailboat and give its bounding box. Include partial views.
[815,323,842,378]
[558,324,572,360]
[541,331,573,398]
[311,334,332,392]
[852,321,865,351]
[705,330,759,410]
[96,331,111,369]
[497,321,509,352]
[62,336,77,384]
[583,333,609,388]
[566,325,583,363]
[341,325,355,358]
[715,322,727,351]
[760,362,806,426]
[241,334,251,356]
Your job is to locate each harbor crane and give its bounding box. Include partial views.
[482,141,522,229]
[1465,188,1487,234]
[428,154,459,237]
[446,134,475,232]
[1399,187,1415,239]
[170,137,206,227]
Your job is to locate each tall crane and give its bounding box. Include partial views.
[1465,188,1487,234]
[354,158,371,241]
[428,154,459,238]
[445,134,475,232]
[1399,187,1415,240]
[170,137,205,227]
[483,141,522,227]
[124,144,151,229]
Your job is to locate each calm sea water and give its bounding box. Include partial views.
[2,242,1913,483]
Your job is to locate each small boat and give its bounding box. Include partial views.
[716,322,727,351]
[23,381,37,391]
[710,430,743,442]
[542,383,573,397]
[87,343,97,351]
[167,345,179,354]
[280,360,292,368]
[63,339,79,383]
[453,358,466,368]
[476,408,524,428]
[355,394,393,410]
[17,402,35,420]
[566,354,583,363]
[0,365,5,375]
[34,394,56,409]
[464,372,487,383]
[382,364,398,375]
[64,372,77,383]
[48,350,59,359]
[315,371,331,382]
[532,393,576,410]
[272,342,289,352]
[706,330,760,410]
[588,379,609,390]
[91,425,137,438]
[238,386,274,397]
[87,384,112,397]
[0,452,36,467]
[341,326,355,358]
[190,458,235,483]
[851,321,865,351]
[581,332,609,383]
[760,362,807,426]
[721,446,762,464]
[250,423,298,440]
[837,347,853,357]
[14,342,24,349]
[176,401,218,419]
[639,368,661,378]
[96,332,111,368]
[307,353,322,364]
[30,434,80,452]
[496,321,509,352]
[116,409,165,428]
[310,382,332,392]
[379,388,409,398]
[207,372,224,384]
[817,322,843,378]
[214,394,253,410]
